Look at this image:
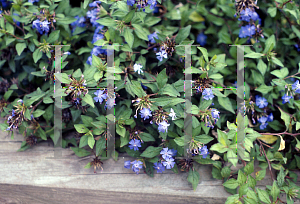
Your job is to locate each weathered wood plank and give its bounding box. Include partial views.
[0,184,228,204]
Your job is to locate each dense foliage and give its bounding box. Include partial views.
[0,0,300,203]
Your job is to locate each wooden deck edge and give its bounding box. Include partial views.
[0,183,227,204]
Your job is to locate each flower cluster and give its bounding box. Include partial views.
[124,160,144,174]
[127,0,157,12]
[153,147,177,173]
[187,145,209,158]
[70,16,86,34]
[202,88,215,100]
[0,0,11,9]
[64,74,88,98]
[6,100,26,131]
[258,113,273,130]
[93,88,116,110]
[236,8,263,39]
[32,19,51,35]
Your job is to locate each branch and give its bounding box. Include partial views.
[258,139,274,181]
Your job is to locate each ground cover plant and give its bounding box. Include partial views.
[0,0,300,203]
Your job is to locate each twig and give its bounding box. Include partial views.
[258,139,274,181]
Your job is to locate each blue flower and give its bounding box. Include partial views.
[239,8,253,22]
[11,109,15,117]
[71,16,86,29]
[74,98,80,105]
[211,109,220,119]
[202,88,214,100]
[131,160,143,174]
[162,157,175,169]
[267,113,273,122]
[200,145,209,158]
[139,108,152,120]
[160,147,173,160]
[105,97,115,110]
[153,162,165,173]
[124,160,131,169]
[92,33,104,44]
[170,149,177,157]
[292,80,300,93]
[128,139,142,151]
[28,0,39,3]
[251,11,260,23]
[31,114,34,120]
[156,50,168,61]
[239,25,256,38]
[258,116,268,130]
[87,56,93,65]
[40,20,51,34]
[196,33,207,46]
[147,0,157,10]
[255,95,268,108]
[89,0,101,7]
[134,63,143,74]
[282,94,293,104]
[295,44,300,52]
[148,32,159,43]
[158,121,170,133]
[127,0,135,6]
[93,89,107,103]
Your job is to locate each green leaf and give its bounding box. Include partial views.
[132,24,149,41]
[79,134,88,148]
[96,137,106,156]
[278,107,291,131]
[38,127,47,140]
[218,97,235,114]
[194,134,214,144]
[33,49,43,63]
[139,132,155,142]
[47,30,60,44]
[246,190,258,203]
[270,181,280,202]
[83,0,90,9]
[82,94,95,108]
[74,124,89,134]
[88,134,95,149]
[244,52,263,58]
[227,149,238,167]
[123,10,135,23]
[271,57,284,67]
[257,59,267,76]
[96,18,116,27]
[32,109,45,118]
[187,168,200,191]
[57,17,77,24]
[16,43,27,56]
[156,68,168,89]
[4,90,13,101]
[256,188,271,204]
[248,175,256,189]
[70,147,91,157]
[223,178,239,189]
[198,47,209,62]
[221,166,231,178]
[123,27,134,48]
[175,25,191,44]
[244,160,254,175]
[263,34,276,53]
[255,84,273,94]
[159,84,180,97]
[210,143,228,153]
[277,167,285,187]
[81,115,93,127]
[255,169,266,181]
[140,146,163,158]
[237,170,247,185]
[84,162,91,169]
[271,67,289,79]
[292,25,300,39]
[225,194,239,204]
[209,73,223,79]
[54,73,72,84]
[267,7,277,18]
[174,136,185,146]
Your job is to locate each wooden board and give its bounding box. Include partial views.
[0,117,299,204]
